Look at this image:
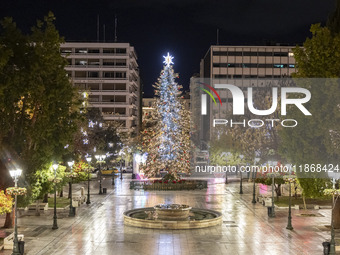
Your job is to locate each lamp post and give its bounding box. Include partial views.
[52,163,59,230]
[95,154,106,194]
[239,155,244,194]
[86,157,92,204]
[285,175,295,230]
[9,169,22,255]
[112,169,115,186]
[119,150,124,181]
[68,161,75,217]
[267,172,277,218]
[225,152,231,184]
[252,157,260,204]
[120,159,123,180]
[112,154,116,185]
[329,175,337,255]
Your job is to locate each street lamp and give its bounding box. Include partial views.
[239,155,244,194]
[86,157,92,204]
[225,152,231,184]
[267,172,278,218]
[120,159,123,180]
[52,163,59,230]
[95,154,106,194]
[328,171,339,255]
[252,157,260,204]
[112,153,116,185]
[119,150,124,181]
[68,161,75,217]
[9,169,22,255]
[284,170,295,230]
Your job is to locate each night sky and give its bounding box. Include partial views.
[0,0,336,96]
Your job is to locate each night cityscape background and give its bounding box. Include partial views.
[0,0,335,96]
[1,1,340,255]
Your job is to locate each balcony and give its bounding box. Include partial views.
[89,101,129,107]
[129,68,139,78]
[90,90,130,95]
[102,113,129,118]
[66,65,128,70]
[73,77,129,81]
[63,52,128,57]
[130,80,139,88]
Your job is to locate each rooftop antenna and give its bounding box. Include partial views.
[103,24,106,42]
[114,14,118,42]
[97,15,100,42]
[216,28,219,45]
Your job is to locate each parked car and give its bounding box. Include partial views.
[101,167,118,175]
[123,166,133,173]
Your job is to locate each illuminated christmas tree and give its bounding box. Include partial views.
[141,53,190,180]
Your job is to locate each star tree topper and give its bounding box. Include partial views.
[163,52,174,66]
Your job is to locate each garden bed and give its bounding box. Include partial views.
[274,196,332,208]
[130,180,207,190]
[47,197,70,208]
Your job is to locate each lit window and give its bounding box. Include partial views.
[288,52,294,57]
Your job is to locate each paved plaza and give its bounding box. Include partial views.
[0,175,338,255]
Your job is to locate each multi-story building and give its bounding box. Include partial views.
[142,92,190,120]
[61,42,140,135]
[191,45,297,149]
[142,97,156,115]
[200,45,296,79]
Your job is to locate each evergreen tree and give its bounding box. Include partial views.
[140,54,190,180]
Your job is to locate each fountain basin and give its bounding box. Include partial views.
[154,204,192,220]
[124,207,222,229]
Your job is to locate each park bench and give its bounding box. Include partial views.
[27,202,48,211]
[3,232,24,250]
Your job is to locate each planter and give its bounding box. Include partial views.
[130,180,207,191]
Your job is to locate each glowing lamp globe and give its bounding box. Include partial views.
[10,169,22,179]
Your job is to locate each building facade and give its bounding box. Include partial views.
[200,45,296,79]
[61,42,140,135]
[191,45,297,150]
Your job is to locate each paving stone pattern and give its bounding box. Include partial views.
[0,176,336,255]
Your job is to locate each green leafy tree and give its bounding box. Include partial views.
[229,83,284,165]
[68,107,121,163]
[327,0,340,35]
[279,24,340,194]
[0,13,82,227]
[255,165,289,200]
[0,190,12,215]
[278,23,340,226]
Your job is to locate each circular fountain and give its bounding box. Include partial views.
[154,204,191,220]
[124,204,222,229]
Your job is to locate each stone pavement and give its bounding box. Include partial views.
[0,175,337,255]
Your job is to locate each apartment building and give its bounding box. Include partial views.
[191,45,297,148]
[60,42,140,135]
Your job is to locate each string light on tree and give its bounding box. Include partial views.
[141,53,191,180]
